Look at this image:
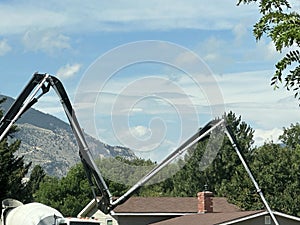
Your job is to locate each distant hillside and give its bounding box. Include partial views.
[0,95,136,177]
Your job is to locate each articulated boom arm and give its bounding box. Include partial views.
[0,73,279,225]
[0,73,113,213]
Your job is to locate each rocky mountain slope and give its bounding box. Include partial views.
[1,95,136,177]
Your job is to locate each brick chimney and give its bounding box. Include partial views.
[197,191,213,213]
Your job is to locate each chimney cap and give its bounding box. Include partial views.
[197,191,213,196]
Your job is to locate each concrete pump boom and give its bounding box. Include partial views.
[0,73,112,213]
[0,73,279,224]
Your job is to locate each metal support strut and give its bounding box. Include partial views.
[225,127,279,225]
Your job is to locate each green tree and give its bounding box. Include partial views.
[24,165,46,202]
[137,161,182,197]
[165,111,255,197]
[220,122,300,216]
[237,0,300,101]
[209,112,255,195]
[96,156,156,189]
[0,98,31,203]
[33,176,61,209]
[252,142,300,216]
[34,157,161,216]
[34,163,92,216]
[279,122,300,149]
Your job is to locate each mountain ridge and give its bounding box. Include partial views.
[0,95,136,177]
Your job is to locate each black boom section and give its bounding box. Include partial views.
[0,73,113,214]
[0,73,46,136]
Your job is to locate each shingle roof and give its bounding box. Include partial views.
[113,197,240,214]
[149,211,263,225]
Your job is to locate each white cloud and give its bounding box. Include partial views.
[0,0,259,35]
[195,36,236,74]
[22,29,71,53]
[174,51,200,66]
[130,108,143,113]
[0,4,67,35]
[233,23,248,42]
[215,70,298,147]
[0,39,11,56]
[200,37,225,62]
[254,128,283,146]
[256,40,281,61]
[74,67,299,159]
[90,74,218,119]
[56,63,81,79]
[130,125,151,138]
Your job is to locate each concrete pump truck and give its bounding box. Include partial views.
[0,73,280,225]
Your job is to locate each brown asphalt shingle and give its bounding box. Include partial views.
[113,197,240,214]
[149,211,263,225]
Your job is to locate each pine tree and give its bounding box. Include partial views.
[0,97,32,203]
[166,111,255,197]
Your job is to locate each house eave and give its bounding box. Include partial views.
[111,212,194,217]
[220,211,300,224]
[273,211,300,222]
[220,211,267,225]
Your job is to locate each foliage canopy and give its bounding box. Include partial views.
[238,0,300,101]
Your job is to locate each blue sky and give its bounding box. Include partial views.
[0,0,299,162]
